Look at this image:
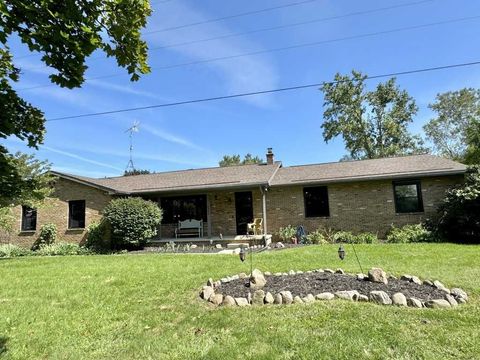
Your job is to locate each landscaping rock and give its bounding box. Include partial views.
[303,294,315,303]
[215,244,222,249]
[411,276,422,285]
[358,294,369,302]
[450,288,468,301]
[200,286,214,300]
[356,273,367,281]
[401,275,413,281]
[274,273,283,276]
[191,244,198,249]
[264,292,274,304]
[288,270,296,275]
[423,280,433,287]
[275,242,285,248]
[222,295,235,307]
[458,298,467,304]
[335,290,359,301]
[315,292,334,301]
[335,268,345,274]
[239,273,247,279]
[425,299,451,309]
[388,275,398,280]
[264,272,272,276]
[433,280,446,290]
[280,291,293,305]
[445,294,458,307]
[207,278,214,287]
[392,293,407,307]
[252,290,265,306]
[407,297,423,308]
[273,293,283,305]
[296,271,304,274]
[293,296,304,304]
[247,292,252,304]
[235,297,250,307]
[368,268,388,284]
[249,269,266,290]
[324,269,334,274]
[220,278,229,283]
[369,291,392,305]
[209,293,223,306]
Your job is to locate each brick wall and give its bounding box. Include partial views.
[265,175,463,239]
[7,178,111,248]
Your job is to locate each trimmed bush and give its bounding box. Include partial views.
[305,229,327,244]
[332,230,378,244]
[35,243,90,256]
[0,244,30,258]
[277,225,296,242]
[386,224,434,243]
[103,197,162,249]
[33,223,57,249]
[85,221,111,251]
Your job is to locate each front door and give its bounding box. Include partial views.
[235,191,253,235]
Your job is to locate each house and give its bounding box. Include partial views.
[7,150,466,248]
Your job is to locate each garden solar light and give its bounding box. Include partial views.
[338,246,345,260]
[239,247,246,262]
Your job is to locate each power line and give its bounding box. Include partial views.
[17,0,438,73]
[144,0,320,35]
[46,60,480,121]
[19,15,480,92]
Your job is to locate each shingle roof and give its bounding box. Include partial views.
[52,154,466,194]
[270,154,467,186]
[53,162,281,194]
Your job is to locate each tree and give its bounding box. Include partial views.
[124,169,152,176]
[0,0,151,205]
[219,154,262,167]
[320,71,424,160]
[424,88,480,163]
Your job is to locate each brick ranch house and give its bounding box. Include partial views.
[7,150,466,248]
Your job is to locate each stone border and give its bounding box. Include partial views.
[199,267,468,309]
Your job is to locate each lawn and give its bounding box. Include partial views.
[0,244,479,359]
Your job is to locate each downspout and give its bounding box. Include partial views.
[260,185,268,235]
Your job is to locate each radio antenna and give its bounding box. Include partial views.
[125,120,140,172]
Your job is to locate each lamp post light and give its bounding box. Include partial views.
[338,245,346,261]
[239,247,246,262]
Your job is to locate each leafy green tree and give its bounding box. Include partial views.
[0,0,151,205]
[424,88,480,163]
[219,153,262,167]
[320,71,424,160]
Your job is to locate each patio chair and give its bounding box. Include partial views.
[247,218,263,235]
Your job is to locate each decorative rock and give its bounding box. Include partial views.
[293,296,304,304]
[303,294,315,303]
[275,242,285,248]
[220,278,229,283]
[273,293,283,304]
[215,244,222,249]
[335,290,360,301]
[288,270,296,275]
[401,274,413,281]
[209,293,224,306]
[389,275,398,280]
[392,293,407,307]
[200,286,214,300]
[315,292,334,301]
[231,274,239,280]
[296,271,304,274]
[273,273,282,276]
[235,297,250,307]
[280,291,293,305]
[368,268,388,284]
[450,288,468,301]
[369,291,392,305]
[238,273,247,279]
[306,271,313,274]
[425,299,451,309]
[423,280,433,287]
[335,268,345,274]
[433,280,446,290]
[411,276,422,285]
[356,273,366,281]
[407,297,423,308]
[252,290,265,306]
[458,298,467,304]
[445,294,458,307]
[191,244,198,249]
[324,269,334,274]
[264,272,271,276]
[222,295,235,307]
[317,269,325,273]
[358,294,369,302]
[249,269,266,290]
[247,292,252,304]
[207,278,214,287]
[264,292,274,304]
[214,280,221,288]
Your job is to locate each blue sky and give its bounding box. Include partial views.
[4,0,480,177]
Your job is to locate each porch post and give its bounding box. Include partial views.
[261,186,267,235]
[207,193,212,238]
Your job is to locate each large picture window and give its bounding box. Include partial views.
[68,200,86,229]
[303,186,330,218]
[161,195,207,223]
[393,181,424,213]
[21,206,37,231]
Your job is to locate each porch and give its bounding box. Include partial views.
[147,234,272,247]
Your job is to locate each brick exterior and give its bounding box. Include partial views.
[5,178,111,248]
[266,175,464,238]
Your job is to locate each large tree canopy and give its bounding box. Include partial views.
[0,0,151,206]
[219,154,262,167]
[423,88,480,164]
[320,71,424,160]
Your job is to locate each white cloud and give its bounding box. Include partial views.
[141,123,208,151]
[146,1,279,107]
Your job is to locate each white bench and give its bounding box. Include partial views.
[175,219,203,238]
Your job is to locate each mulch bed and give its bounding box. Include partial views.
[218,272,447,301]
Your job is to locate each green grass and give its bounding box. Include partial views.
[0,244,479,359]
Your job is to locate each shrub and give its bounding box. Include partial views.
[305,229,327,244]
[434,166,480,243]
[103,197,162,249]
[0,244,30,258]
[386,224,434,243]
[35,243,90,256]
[333,231,356,244]
[33,223,57,249]
[85,221,111,251]
[354,232,379,244]
[277,225,296,242]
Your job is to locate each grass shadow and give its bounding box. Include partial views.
[0,336,7,355]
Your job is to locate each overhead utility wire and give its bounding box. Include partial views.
[18,0,437,72]
[19,15,480,92]
[47,60,480,121]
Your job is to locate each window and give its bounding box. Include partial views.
[68,200,86,229]
[393,181,424,213]
[21,206,37,231]
[161,195,207,223]
[303,186,330,217]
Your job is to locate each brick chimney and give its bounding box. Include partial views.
[266,148,274,165]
